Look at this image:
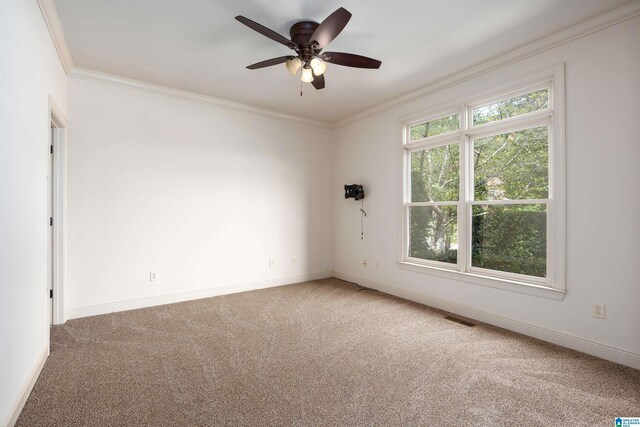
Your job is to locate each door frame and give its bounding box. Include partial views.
[49,96,67,325]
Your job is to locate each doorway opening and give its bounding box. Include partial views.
[48,124,54,325]
[49,98,66,326]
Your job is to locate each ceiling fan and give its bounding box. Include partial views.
[235,7,381,90]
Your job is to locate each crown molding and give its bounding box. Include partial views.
[36,0,74,75]
[332,0,640,128]
[34,0,325,127]
[69,67,333,129]
[37,0,640,129]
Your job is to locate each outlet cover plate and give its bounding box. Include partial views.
[592,303,606,319]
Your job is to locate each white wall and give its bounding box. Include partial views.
[66,77,334,315]
[0,1,68,424]
[332,16,640,366]
[2,11,637,426]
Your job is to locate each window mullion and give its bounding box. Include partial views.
[404,204,409,260]
[458,106,468,273]
[407,201,458,207]
[469,199,549,206]
[467,114,551,139]
[404,133,462,151]
[546,199,554,288]
[464,99,475,274]
[464,131,474,274]
[403,148,410,261]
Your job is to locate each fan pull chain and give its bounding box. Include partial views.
[300,79,303,97]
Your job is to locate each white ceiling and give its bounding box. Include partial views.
[54,0,630,123]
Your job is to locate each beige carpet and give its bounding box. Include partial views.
[17,278,640,426]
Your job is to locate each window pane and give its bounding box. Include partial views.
[410,114,459,141]
[409,206,457,264]
[474,126,548,201]
[473,88,548,126]
[411,143,459,202]
[472,204,546,277]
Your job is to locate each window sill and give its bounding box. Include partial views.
[396,261,565,301]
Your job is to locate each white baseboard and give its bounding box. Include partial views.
[66,271,333,320]
[335,271,640,370]
[1,345,48,427]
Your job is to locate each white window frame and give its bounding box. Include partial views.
[398,64,565,300]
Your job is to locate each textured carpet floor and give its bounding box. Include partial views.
[17,278,640,426]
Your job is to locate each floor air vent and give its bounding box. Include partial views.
[444,315,475,327]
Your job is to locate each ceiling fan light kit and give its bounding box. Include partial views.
[310,58,327,76]
[301,66,314,83]
[285,57,302,75]
[235,7,381,91]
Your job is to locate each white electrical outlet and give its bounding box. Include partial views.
[150,271,158,282]
[269,258,275,268]
[362,259,368,268]
[592,303,606,319]
[322,263,329,271]
[291,257,297,265]
[374,261,380,270]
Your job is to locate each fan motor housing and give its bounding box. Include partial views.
[289,21,319,48]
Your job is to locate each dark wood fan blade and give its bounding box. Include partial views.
[311,73,325,90]
[322,52,381,69]
[246,56,293,69]
[235,16,293,48]
[310,7,352,49]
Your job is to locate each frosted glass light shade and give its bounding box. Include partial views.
[310,57,327,75]
[285,57,302,75]
[301,67,314,82]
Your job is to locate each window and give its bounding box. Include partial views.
[400,68,565,299]
[410,113,460,141]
